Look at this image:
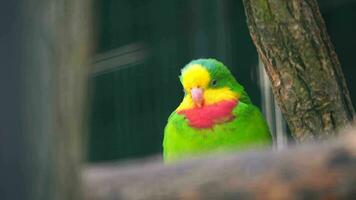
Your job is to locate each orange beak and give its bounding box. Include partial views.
[191,87,204,107]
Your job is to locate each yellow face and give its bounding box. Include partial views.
[176,64,238,111]
[181,64,211,90]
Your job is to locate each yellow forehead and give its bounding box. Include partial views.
[181,64,210,90]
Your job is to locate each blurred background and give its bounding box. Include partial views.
[88,0,356,163]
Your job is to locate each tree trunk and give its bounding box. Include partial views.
[0,1,91,200]
[242,0,355,142]
[83,130,356,200]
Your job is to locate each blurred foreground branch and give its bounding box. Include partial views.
[83,128,356,200]
[0,1,91,199]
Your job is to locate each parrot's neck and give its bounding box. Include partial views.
[177,100,237,129]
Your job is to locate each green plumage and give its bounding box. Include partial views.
[163,59,272,162]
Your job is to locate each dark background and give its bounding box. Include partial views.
[88,0,356,162]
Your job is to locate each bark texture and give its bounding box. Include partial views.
[83,129,356,200]
[242,0,355,142]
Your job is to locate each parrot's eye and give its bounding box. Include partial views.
[211,79,218,86]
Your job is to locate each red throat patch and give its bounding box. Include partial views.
[177,100,238,129]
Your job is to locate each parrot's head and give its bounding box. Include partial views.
[176,58,251,112]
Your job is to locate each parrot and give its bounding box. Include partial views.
[163,58,272,162]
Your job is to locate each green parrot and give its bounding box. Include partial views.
[163,58,272,162]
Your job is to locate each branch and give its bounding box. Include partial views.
[83,129,356,200]
[242,0,355,142]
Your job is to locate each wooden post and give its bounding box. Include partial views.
[0,0,91,199]
[242,0,355,142]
